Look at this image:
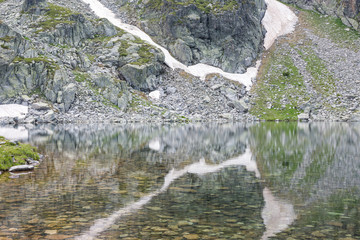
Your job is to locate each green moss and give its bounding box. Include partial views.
[35,3,78,32]
[118,40,130,56]
[13,56,52,64]
[146,0,239,14]
[0,136,40,171]
[73,71,90,82]
[0,44,9,49]
[0,36,15,42]
[13,56,60,79]
[86,54,95,62]
[130,44,154,65]
[302,9,360,51]
[133,37,145,44]
[91,34,113,43]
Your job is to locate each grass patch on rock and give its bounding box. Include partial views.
[297,46,336,97]
[73,71,90,82]
[0,136,39,171]
[300,9,360,51]
[250,48,308,121]
[35,3,78,32]
[130,44,154,65]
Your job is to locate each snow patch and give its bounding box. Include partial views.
[149,90,160,100]
[0,104,28,119]
[262,0,298,50]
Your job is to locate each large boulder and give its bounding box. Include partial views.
[119,62,163,91]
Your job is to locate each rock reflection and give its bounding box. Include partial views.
[0,122,359,239]
[251,122,360,239]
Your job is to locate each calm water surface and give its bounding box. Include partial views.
[0,122,359,239]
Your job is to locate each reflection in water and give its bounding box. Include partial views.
[261,187,296,240]
[0,125,29,141]
[0,122,359,239]
[252,122,360,239]
[77,148,271,239]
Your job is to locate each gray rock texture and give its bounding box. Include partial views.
[282,0,360,30]
[102,0,266,73]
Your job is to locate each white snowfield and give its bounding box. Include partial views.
[0,104,28,119]
[262,0,298,50]
[81,0,297,89]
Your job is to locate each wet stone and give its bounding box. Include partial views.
[184,234,200,239]
[311,230,326,237]
[45,230,57,235]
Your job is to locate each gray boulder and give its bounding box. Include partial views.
[63,83,77,111]
[9,165,34,172]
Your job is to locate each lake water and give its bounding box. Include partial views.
[0,122,359,239]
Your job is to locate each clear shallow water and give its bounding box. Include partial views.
[0,123,359,239]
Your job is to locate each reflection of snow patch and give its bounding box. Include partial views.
[77,148,260,239]
[262,0,298,50]
[148,139,161,151]
[149,90,160,100]
[261,187,296,240]
[0,126,29,141]
[187,149,260,178]
[0,104,28,119]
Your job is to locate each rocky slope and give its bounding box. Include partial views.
[0,0,253,123]
[100,0,266,73]
[250,5,360,121]
[282,0,360,30]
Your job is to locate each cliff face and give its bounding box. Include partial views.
[113,0,266,73]
[282,0,360,30]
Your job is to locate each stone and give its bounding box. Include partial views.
[311,231,326,237]
[220,113,233,120]
[298,112,310,122]
[26,158,40,166]
[9,165,34,172]
[32,102,51,111]
[45,230,58,235]
[21,95,31,102]
[44,110,56,122]
[203,96,211,103]
[184,234,199,240]
[120,63,163,91]
[62,83,77,112]
[149,90,161,100]
[211,84,223,90]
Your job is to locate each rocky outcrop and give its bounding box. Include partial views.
[112,0,266,73]
[282,0,360,30]
[0,0,166,116]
